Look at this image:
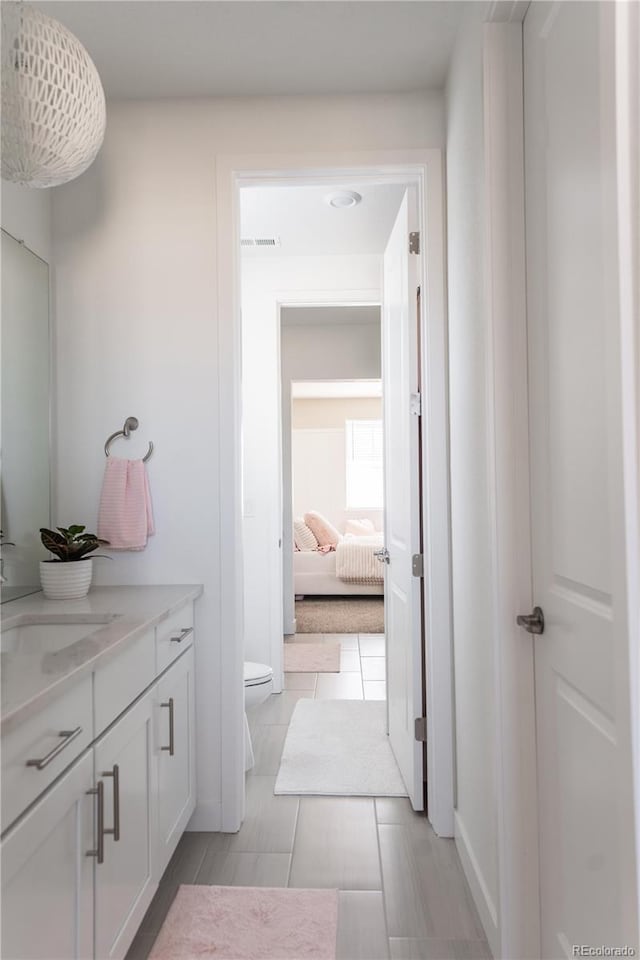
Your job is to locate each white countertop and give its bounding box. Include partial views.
[1,585,203,734]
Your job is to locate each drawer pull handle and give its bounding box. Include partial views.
[86,780,105,864]
[170,628,191,644]
[161,698,175,756]
[101,764,120,842]
[26,726,82,769]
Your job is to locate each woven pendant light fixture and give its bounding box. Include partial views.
[1,2,106,188]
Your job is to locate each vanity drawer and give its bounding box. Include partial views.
[155,603,194,674]
[94,629,155,736]
[1,676,93,834]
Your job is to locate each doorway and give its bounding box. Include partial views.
[288,373,385,639]
[231,157,452,830]
[215,149,451,836]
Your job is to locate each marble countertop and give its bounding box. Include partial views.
[1,585,203,734]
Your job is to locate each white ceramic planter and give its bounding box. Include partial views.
[40,558,93,600]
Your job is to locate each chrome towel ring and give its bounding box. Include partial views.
[104,417,154,462]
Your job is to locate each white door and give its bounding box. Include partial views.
[94,691,156,960]
[382,189,424,810]
[155,647,196,877]
[1,752,94,960]
[524,3,638,956]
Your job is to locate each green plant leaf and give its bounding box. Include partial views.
[67,525,86,536]
[75,541,99,558]
[41,528,67,547]
[40,528,69,560]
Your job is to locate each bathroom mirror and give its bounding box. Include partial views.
[1,229,51,602]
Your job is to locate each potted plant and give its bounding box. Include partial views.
[39,525,109,599]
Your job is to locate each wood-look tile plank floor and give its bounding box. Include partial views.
[126,634,490,960]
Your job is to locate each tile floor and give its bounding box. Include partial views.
[126,633,490,960]
[284,631,387,702]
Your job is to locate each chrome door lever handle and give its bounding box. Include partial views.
[373,548,390,564]
[516,606,545,635]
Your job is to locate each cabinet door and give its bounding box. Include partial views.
[155,646,196,877]
[93,691,156,960]
[1,751,94,960]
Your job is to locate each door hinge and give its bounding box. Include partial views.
[415,717,427,742]
[412,554,424,578]
[409,231,420,254]
[410,392,422,416]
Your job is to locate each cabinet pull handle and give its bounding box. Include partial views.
[161,698,175,756]
[26,726,82,769]
[86,780,105,864]
[101,764,120,842]
[170,628,191,644]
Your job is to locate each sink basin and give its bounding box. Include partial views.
[1,615,117,655]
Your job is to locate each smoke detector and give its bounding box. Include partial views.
[325,190,362,209]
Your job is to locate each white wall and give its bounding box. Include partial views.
[445,5,500,952]
[292,396,383,530]
[51,90,443,830]
[1,182,52,262]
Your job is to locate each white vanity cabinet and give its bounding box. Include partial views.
[155,644,196,877]
[1,751,95,960]
[1,589,200,960]
[94,690,156,960]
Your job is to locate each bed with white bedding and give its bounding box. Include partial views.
[294,535,385,596]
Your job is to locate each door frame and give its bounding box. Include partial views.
[215,148,454,836]
[615,2,640,927]
[477,21,540,960]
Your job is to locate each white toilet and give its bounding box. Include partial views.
[244,661,273,770]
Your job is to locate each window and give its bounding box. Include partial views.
[346,419,384,509]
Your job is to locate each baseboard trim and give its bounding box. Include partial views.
[454,810,500,958]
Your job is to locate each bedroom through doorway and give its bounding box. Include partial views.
[288,373,386,702]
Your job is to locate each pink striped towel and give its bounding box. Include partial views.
[98,457,155,551]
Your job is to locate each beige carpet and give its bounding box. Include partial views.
[295,597,384,634]
[283,642,341,673]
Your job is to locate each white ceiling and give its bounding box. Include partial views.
[292,380,382,399]
[37,1,472,99]
[241,182,406,256]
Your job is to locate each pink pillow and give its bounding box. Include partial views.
[304,511,342,548]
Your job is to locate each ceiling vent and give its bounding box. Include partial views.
[240,236,281,248]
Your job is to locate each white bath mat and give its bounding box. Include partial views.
[274,699,407,797]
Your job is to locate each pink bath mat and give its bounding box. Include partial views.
[149,884,339,960]
[284,642,341,673]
